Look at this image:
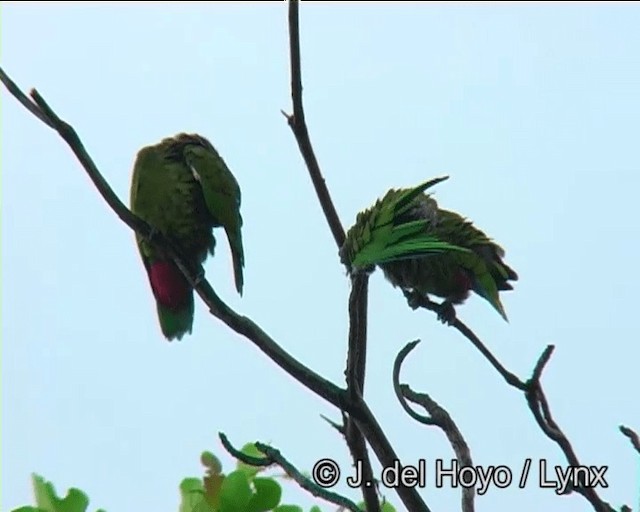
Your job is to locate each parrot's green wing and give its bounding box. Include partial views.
[181,137,245,295]
[342,176,471,269]
[433,209,516,321]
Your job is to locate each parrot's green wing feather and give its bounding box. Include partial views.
[454,252,508,321]
[354,237,469,267]
[341,175,516,322]
[395,176,450,216]
[182,141,245,295]
[435,209,513,321]
[344,176,468,269]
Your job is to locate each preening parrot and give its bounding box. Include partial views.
[130,133,244,341]
[339,176,518,323]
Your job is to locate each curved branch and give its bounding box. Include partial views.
[219,433,361,512]
[393,340,475,512]
[219,433,272,467]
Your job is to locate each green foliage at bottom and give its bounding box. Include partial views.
[13,442,392,512]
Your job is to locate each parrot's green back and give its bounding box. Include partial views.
[340,177,472,270]
[340,176,518,321]
[130,133,244,341]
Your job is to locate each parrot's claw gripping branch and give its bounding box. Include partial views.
[435,301,457,326]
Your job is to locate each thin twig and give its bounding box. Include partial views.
[219,434,361,512]
[403,291,525,389]
[393,340,475,512]
[0,68,53,127]
[284,0,345,249]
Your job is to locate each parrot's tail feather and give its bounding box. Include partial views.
[157,299,194,341]
[148,260,195,341]
[232,253,244,295]
[503,263,519,281]
[226,227,245,296]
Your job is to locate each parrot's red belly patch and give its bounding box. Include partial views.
[149,261,191,309]
[448,271,473,304]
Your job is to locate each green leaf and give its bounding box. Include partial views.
[181,478,205,493]
[246,477,282,512]
[309,507,323,512]
[235,443,267,479]
[273,506,303,512]
[29,474,90,512]
[203,471,225,509]
[201,451,223,475]
[381,500,397,512]
[218,470,253,512]
[179,478,212,512]
[11,508,45,512]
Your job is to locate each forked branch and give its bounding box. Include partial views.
[405,292,627,512]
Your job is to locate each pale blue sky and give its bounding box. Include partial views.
[3,3,639,512]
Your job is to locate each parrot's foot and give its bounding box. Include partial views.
[193,267,206,287]
[404,290,426,310]
[436,301,457,325]
[147,224,160,242]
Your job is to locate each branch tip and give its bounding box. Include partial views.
[619,425,640,454]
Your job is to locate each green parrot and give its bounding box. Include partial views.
[339,176,518,323]
[130,133,244,341]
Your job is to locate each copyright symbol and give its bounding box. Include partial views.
[312,458,340,488]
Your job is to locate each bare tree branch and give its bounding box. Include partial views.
[283,0,345,249]
[403,291,526,390]
[2,63,431,512]
[393,340,475,512]
[344,274,380,512]
[219,433,361,512]
[0,68,348,412]
[406,294,624,512]
[0,68,53,127]
[281,2,382,510]
[350,396,432,512]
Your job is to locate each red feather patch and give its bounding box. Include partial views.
[149,261,191,309]
[449,270,473,304]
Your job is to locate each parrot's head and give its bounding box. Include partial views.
[162,133,216,162]
[396,193,439,226]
